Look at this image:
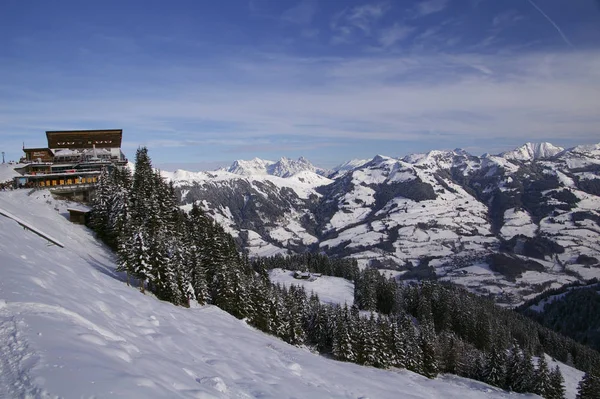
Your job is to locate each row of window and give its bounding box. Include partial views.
[37,176,98,187]
[55,140,113,145]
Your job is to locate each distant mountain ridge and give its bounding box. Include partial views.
[224,156,327,178]
[168,142,600,304]
[501,142,565,161]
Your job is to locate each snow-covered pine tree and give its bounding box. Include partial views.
[438,332,463,375]
[127,225,154,292]
[248,278,271,332]
[547,365,566,399]
[482,344,506,388]
[88,167,111,242]
[534,355,551,397]
[284,285,306,346]
[269,285,289,339]
[419,319,439,378]
[513,350,536,394]
[332,305,355,363]
[505,341,523,392]
[576,369,600,399]
[374,314,392,368]
[360,313,379,367]
[389,317,407,369]
[400,312,423,373]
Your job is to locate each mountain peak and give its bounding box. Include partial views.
[402,148,471,169]
[225,156,319,178]
[268,157,317,177]
[501,142,564,161]
[226,158,275,176]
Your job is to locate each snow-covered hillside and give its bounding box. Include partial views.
[501,143,564,161]
[269,268,354,306]
[0,163,22,182]
[224,156,326,178]
[164,165,332,258]
[0,189,547,398]
[172,142,600,305]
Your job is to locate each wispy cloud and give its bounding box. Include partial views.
[3,49,599,158]
[526,0,574,48]
[331,2,390,43]
[414,0,448,17]
[281,1,317,25]
[492,10,523,28]
[378,24,415,47]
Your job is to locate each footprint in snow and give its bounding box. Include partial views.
[197,376,228,393]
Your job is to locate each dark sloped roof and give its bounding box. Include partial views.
[46,129,122,149]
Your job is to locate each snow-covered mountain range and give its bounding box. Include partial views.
[501,142,565,161]
[169,142,600,305]
[224,156,328,178]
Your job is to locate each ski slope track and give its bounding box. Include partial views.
[0,191,560,398]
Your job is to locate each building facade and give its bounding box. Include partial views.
[15,129,127,200]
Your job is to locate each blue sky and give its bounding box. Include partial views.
[1,0,599,170]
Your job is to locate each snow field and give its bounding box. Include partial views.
[268,269,354,306]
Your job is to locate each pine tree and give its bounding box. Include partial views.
[577,369,600,399]
[375,315,393,368]
[483,344,506,388]
[505,342,523,392]
[419,319,439,378]
[513,350,536,394]
[547,365,566,399]
[248,279,271,332]
[389,318,406,369]
[439,332,463,375]
[332,305,355,362]
[534,355,551,397]
[284,286,306,346]
[401,313,423,373]
[360,314,379,367]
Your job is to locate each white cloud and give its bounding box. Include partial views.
[415,0,448,17]
[2,50,600,153]
[281,1,317,25]
[331,2,390,43]
[378,24,415,47]
[492,10,523,28]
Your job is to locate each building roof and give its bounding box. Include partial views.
[46,129,122,149]
[67,206,91,214]
[23,148,53,154]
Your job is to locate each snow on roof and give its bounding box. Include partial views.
[67,206,91,213]
[54,149,81,156]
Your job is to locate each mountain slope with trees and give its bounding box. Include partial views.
[83,147,600,398]
[170,143,600,304]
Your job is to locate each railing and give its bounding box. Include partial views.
[49,183,97,192]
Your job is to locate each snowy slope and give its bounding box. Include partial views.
[269,269,354,306]
[328,159,370,178]
[225,157,325,178]
[501,143,564,161]
[163,168,332,200]
[226,157,276,176]
[0,190,543,398]
[0,163,22,182]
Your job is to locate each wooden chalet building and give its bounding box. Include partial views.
[15,129,128,201]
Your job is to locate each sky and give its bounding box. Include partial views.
[1,0,599,170]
